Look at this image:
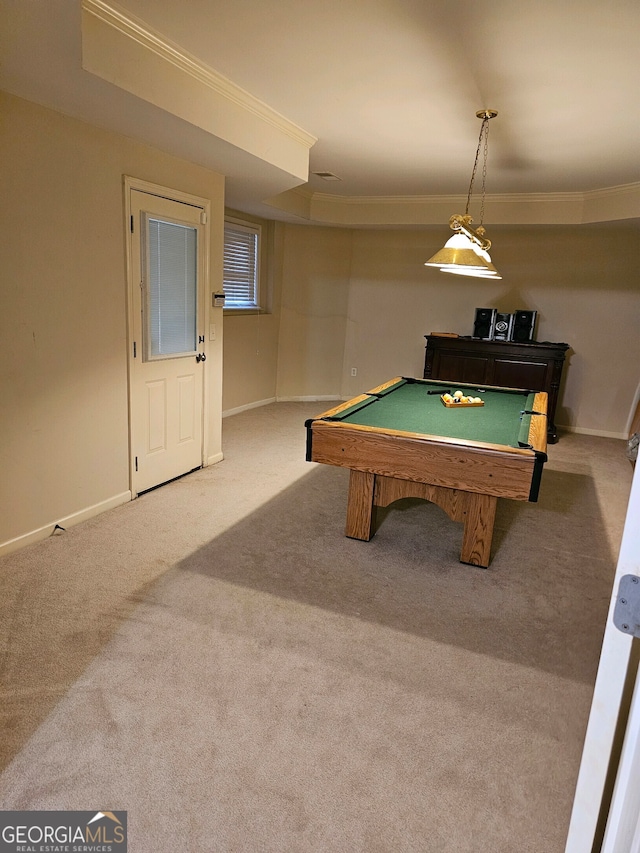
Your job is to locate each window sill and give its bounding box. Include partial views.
[223,306,264,316]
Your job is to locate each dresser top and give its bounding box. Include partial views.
[425,334,570,351]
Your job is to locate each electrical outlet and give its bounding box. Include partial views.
[351,368,357,377]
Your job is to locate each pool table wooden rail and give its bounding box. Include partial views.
[308,419,545,501]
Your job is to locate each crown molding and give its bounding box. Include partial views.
[584,182,640,201]
[81,0,316,150]
[266,183,640,226]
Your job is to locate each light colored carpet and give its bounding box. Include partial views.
[0,402,633,852]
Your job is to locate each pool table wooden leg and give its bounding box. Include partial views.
[460,493,497,568]
[345,470,377,540]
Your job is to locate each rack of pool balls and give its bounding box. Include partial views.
[441,390,484,408]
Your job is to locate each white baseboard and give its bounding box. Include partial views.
[222,399,632,440]
[222,397,276,418]
[207,451,224,465]
[276,395,343,403]
[0,491,132,558]
[560,425,627,440]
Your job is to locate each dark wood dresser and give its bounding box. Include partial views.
[423,335,570,442]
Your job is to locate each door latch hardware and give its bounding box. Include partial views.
[613,575,640,638]
[196,353,207,363]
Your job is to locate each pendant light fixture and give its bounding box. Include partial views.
[425,109,501,279]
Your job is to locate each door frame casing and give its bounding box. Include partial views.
[123,176,211,497]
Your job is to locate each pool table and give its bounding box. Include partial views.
[305,376,548,567]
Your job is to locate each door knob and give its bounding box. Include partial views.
[196,353,207,363]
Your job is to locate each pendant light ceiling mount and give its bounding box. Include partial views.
[476,108,498,121]
[425,109,501,279]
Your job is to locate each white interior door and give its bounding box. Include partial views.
[565,459,640,852]
[128,188,208,495]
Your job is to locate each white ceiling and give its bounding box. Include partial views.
[2,0,639,223]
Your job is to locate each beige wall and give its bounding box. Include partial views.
[0,92,225,552]
[275,224,352,399]
[274,223,640,437]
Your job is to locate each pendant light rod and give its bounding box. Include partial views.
[465,109,498,222]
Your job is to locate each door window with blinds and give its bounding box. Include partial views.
[144,214,198,359]
[223,218,261,309]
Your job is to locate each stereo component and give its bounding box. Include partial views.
[473,308,497,340]
[493,312,514,341]
[511,310,538,343]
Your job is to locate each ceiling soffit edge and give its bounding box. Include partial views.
[265,184,640,226]
[81,0,316,179]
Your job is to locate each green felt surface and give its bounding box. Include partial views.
[331,379,537,447]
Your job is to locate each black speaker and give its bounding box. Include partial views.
[510,310,537,343]
[473,308,496,340]
[493,313,514,341]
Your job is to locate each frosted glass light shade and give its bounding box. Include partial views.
[425,231,501,278]
[425,233,488,270]
[440,266,502,279]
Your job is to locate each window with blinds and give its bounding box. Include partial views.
[223,219,260,308]
[146,217,198,359]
